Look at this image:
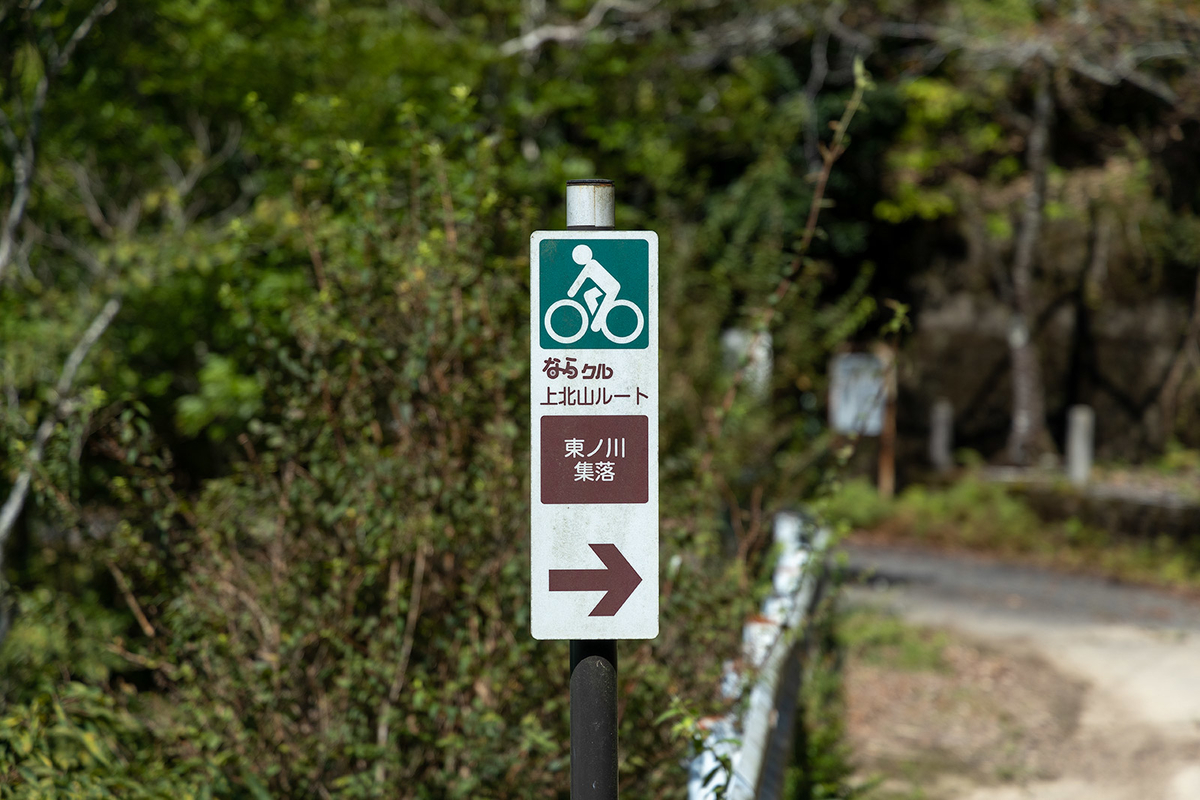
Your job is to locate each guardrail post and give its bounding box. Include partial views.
[693,514,829,800]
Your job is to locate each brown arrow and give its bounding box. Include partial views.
[548,543,643,617]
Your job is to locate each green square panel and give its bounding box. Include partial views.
[540,238,650,350]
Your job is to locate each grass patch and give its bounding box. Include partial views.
[782,599,877,800]
[839,607,948,673]
[820,478,894,530]
[824,476,1200,594]
[1157,441,1200,478]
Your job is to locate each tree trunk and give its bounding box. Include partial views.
[1006,67,1056,465]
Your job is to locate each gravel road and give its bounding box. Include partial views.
[841,543,1200,800]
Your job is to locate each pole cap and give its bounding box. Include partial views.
[566,179,615,229]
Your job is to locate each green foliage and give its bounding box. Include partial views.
[891,479,1041,548]
[839,608,947,673]
[817,478,893,532]
[825,475,1200,593]
[98,133,568,795]
[871,72,1018,225]
[7,0,1197,794]
[784,600,872,800]
[873,182,956,224]
[656,698,737,798]
[174,355,263,439]
[0,681,206,799]
[827,475,1066,552]
[0,587,127,693]
[1157,441,1200,476]
[5,85,785,793]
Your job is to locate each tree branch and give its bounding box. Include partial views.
[42,225,106,275]
[159,117,241,228]
[0,136,36,281]
[0,0,118,282]
[704,63,871,457]
[873,14,1190,105]
[1159,264,1200,436]
[68,162,116,238]
[394,0,458,33]
[107,559,155,638]
[682,6,810,70]
[1121,69,1177,104]
[0,297,121,570]
[374,543,426,785]
[803,12,832,173]
[48,0,118,77]
[825,4,874,56]
[499,0,656,56]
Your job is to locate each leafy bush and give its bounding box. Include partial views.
[827,475,1200,592]
[0,3,893,796]
[890,480,1041,549]
[1158,441,1200,479]
[61,129,775,796]
[0,681,204,799]
[816,478,893,532]
[0,586,128,694]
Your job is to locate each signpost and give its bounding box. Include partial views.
[530,208,659,640]
[828,352,886,436]
[531,180,658,798]
[828,347,897,497]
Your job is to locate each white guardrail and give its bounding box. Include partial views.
[688,511,832,800]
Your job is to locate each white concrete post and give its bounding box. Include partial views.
[929,398,954,473]
[1066,404,1094,487]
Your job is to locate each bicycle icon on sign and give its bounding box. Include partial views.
[545,245,645,345]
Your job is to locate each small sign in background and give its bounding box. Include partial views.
[829,352,885,436]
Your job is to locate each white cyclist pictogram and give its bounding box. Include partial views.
[545,245,645,345]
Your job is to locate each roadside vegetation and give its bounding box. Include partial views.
[3,1,1199,797]
[823,471,1200,594]
[0,2,879,796]
[1094,441,1200,503]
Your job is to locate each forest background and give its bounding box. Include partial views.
[1,0,1198,797]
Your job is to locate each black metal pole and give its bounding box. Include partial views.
[566,179,619,800]
[570,640,618,798]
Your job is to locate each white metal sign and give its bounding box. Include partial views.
[530,230,659,640]
[829,352,885,436]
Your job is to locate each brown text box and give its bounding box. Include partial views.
[541,415,649,504]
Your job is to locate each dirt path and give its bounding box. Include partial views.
[841,543,1200,800]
